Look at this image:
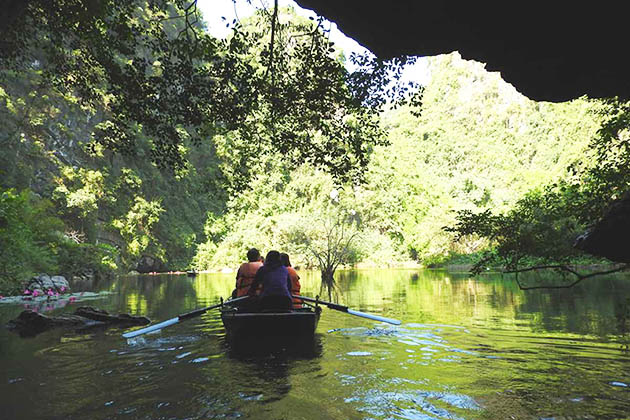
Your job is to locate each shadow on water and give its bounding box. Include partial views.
[223,334,324,361]
[216,334,324,409]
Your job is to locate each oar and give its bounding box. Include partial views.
[293,295,401,325]
[122,296,249,338]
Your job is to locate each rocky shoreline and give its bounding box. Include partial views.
[6,306,150,337]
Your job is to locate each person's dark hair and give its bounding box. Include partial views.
[247,248,261,262]
[280,252,291,267]
[264,250,281,267]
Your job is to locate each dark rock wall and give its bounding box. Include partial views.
[296,1,630,102]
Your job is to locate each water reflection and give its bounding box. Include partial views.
[0,269,629,419]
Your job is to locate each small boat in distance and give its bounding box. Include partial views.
[186,270,197,277]
[221,305,322,340]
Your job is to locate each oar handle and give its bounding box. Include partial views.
[324,302,349,312]
[123,296,249,338]
[179,303,220,320]
[293,295,336,307]
[180,296,249,320]
[292,295,349,311]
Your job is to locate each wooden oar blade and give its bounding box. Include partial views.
[347,309,401,325]
[123,317,180,338]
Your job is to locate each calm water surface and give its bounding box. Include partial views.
[1,269,630,419]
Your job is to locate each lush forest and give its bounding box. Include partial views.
[194,53,605,272]
[2,0,629,295]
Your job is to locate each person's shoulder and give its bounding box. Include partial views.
[288,266,300,279]
[242,261,262,268]
[249,261,263,272]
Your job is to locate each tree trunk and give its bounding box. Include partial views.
[320,265,336,300]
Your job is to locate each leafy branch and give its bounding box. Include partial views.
[505,264,630,290]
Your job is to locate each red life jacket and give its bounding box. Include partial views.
[287,266,302,309]
[235,261,263,297]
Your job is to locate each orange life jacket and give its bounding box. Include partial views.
[287,266,302,309]
[235,261,263,297]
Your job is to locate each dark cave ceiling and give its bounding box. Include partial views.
[295,0,630,102]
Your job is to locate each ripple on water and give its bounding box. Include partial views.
[117,407,137,415]
[347,351,373,356]
[390,324,486,367]
[346,388,480,420]
[126,334,200,348]
[338,374,358,385]
[238,392,263,401]
[331,326,399,337]
[332,322,483,369]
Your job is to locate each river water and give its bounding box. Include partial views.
[1,269,629,420]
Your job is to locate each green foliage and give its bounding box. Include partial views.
[0,0,422,277]
[0,189,61,294]
[448,98,630,273]
[54,241,119,279]
[446,187,587,272]
[2,1,416,184]
[113,197,165,259]
[281,203,362,279]
[54,167,110,218]
[0,188,120,294]
[1,1,616,282]
[360,53,603,264]
[194,53,607,272]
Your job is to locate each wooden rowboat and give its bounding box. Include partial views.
[122,295,399,340]
[220,306,322,339]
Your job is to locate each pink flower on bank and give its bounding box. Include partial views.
[32,290,39,297]
[0,295,3,299]
[47,289,53,296]
[60,286,66,293]
[55,292,59,297]
[24,290,30,295]
[69,296,76,303]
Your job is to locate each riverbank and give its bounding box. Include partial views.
[427,251,620,273]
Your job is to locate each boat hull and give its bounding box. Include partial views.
[221,307,321,339]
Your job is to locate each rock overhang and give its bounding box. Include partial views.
[295,0,630,102]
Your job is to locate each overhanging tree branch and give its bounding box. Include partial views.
[504,264,630,290]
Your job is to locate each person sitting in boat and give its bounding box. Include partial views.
[233,248,264,298]
[280,252,302,309]
[248,250,293,312]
